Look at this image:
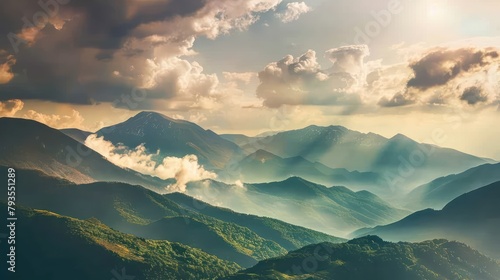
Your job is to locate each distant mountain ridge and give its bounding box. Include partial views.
[227,125,489,189]
[354,181,500,259]
[224,149,385,192]
[95,111,244,170]
[186,177,409,236]
[406,162,500,210]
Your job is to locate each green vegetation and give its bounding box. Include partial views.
[225,236,500,280]
[166,192,345,250]
[0,167,344,268]
[0,204,240,280]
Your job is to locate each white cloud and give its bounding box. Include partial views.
[256,48,366,109]
[276,2,312,23]
[84,134,217,192]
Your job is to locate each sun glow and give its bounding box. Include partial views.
[426,0,450,20]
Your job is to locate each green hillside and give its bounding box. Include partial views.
[0,204,240,280]
[224,236,500,280]
[0,167,343,267]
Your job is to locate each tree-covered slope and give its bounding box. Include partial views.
[166,192,345,250]
[0,167,343,267]
[0,205,240,280]
[224,236,500,280]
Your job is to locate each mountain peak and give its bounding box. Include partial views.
[131,111,177,123]
[389,133,414,142]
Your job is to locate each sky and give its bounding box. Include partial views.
[0,0,500,159]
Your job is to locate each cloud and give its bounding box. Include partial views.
[407,47,500,90]
[378,92,415,107]
[0,51,15,84]
[84,134,217,192]
[460,86,488,105]
[276,2,312,23]
[0,99,24,117]
[326,45,370,78]
[0,0,283,109]
[256,47,368,109]
[22,109,84,129]
[223,72,258,84]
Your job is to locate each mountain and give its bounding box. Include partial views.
[166,192,345,250]
[0,167,344,267]
[0,117,169,190]
[185,177,409,236]
[60,128,92,143]
[220,134,259,148]
[354,181,500,259]
[224,149,384,192]
[224,236,500,280]
[406,162,500,210]
[235,125,488,189]
[95,111,244,170]
[0,204,240,280]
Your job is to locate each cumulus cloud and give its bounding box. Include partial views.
[256,47,368,108]
[276,2,312,23]
[0,0,283,109]
[376,46,500,109]
[22,109,85,129]
[407,47,500,90]
[0,99,24,117]
[84,134,217,192]
[326,45,370,79]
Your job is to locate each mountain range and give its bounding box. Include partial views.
[0,117,169,191]
[0,166,343,267]
[1,112,500,279]
[185,177,409,236]
[406,162,500,210]
[220,149,386,192]
[55,111,490,197]
[354,181,500,259]
[227,125,489,190]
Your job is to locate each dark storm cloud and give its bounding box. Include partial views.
[0,0,208,105]
[0,0,205,51]
[460,86,488,105]
[0,0,284,108]
[407,48,499,90]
